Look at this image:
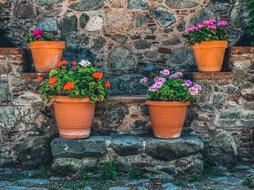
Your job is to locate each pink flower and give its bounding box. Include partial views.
[36,34,43,39]
[197,23,204,29]
[217,19,228,26]
[208,25,216,30]
[160,69,170,76]
[185,26,198,33]
[169,72,183,79]
[140,77,148,84]
[188,87,199,96]
[203,19,216,25]
[32,29,43,36]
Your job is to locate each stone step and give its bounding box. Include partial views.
[51,135,204,177]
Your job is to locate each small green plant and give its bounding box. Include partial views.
[101,159,118,181]
[27,29,55,42]
[39,60,110,102]
[141,70,201,102]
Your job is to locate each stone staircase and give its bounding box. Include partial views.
[51,135,204,178]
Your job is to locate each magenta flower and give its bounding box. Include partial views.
[208,25,216,30]
[217,19,228,26]
[203,19,216,25]
[160,69,170,76]
[36,34,43,39]
[140,77,149,84]
[197,23,204,29]
[32,29,43,36]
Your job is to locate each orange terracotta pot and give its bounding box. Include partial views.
[146,101,190,139]
[192,41,228,72]
[29,41,65,72]
[52,96,95,139]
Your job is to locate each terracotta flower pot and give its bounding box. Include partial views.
[52,96,95,139]
[146,101,190,139]
[192,41,228,72]
[29,41,65,72]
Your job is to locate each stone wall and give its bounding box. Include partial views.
[0,48,57,168]
[191,47,254,165]
[0,47,253,169]
[0,0,247,95]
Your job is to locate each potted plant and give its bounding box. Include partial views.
[141,70,201,138]
[39,60,110,139]
[185,19,229,72]
[27,29,65,72]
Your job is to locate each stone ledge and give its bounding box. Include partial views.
[230,46,254,54]
[192,72,233,80]
[20,72,48,79]
[0,48,24,55]
[51,135,204,176]
[108,96,146,104]
[52,135,204,159]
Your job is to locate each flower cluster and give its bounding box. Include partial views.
[39,60,110,102]
[185,19,229,45]
[141,70,201,102]
[27,29,55,42]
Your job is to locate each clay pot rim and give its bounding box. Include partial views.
[145,100,190,107]
[28,41,65,49]
[192,40,228,49]
[51,96,91,103]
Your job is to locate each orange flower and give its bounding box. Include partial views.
[63,82,75,91]
[48,77,58,85]
[37,76,44,82]
[56,60,68,67]
[72,61,78,65]
[92,72,103,79]
[105,81,111,88]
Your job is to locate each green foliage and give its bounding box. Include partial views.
[141,71,201,102]
[245,0,254,43]
[101,159,118,181]
[185,19,229,45]
[40,60,110,103]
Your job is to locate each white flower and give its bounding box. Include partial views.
[79,59,91,67]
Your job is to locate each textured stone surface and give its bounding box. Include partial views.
[0,79,9,102]
[150,5,176,27]
[191,47,254,165]
[80,13,90,28]
[60,16,77,35]
[69,0,105,11]
[107,46,138,73]
[37,18,58,32]
[165,0,203,9]
[35,0,63,5]
[51,135,204,176]
[127,0,149,10]
[0,49,56,167]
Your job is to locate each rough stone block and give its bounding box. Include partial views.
[0,79,9,102]
[51,135,204,176]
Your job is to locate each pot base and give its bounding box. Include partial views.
[59,129,91,139]
[154,131,181,139]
